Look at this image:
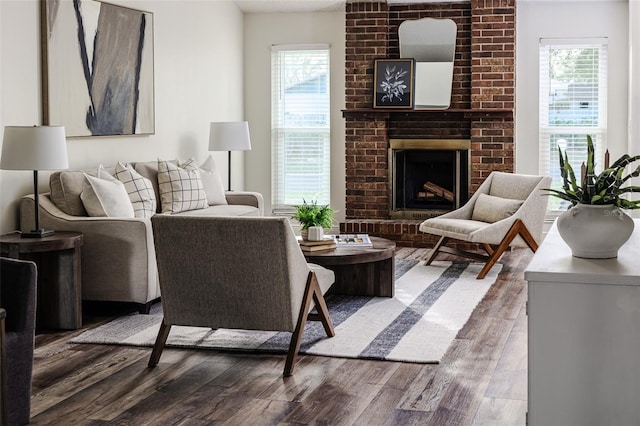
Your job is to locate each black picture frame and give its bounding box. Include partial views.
[373,59,415,109]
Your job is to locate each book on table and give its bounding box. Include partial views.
[298,236,337,252]
[298,236,335,246]
[335,234,373,247]
[300,242,337,252]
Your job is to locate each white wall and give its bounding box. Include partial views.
[630,0,640,154]
[243,11,346,223]
[516,0,630,174]
[0,0,245,233]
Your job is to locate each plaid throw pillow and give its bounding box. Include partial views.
[181,156,228,206]
[114,162,157,218]
[157,159,208,213]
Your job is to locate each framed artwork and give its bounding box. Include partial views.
[41,0,155,137]
[373,59,415,109]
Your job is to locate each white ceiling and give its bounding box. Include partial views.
[234,0,346,13]
[233,0,625,14]
[233,0,468,13]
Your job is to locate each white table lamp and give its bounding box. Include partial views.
[209,121,252,191]
[1,126,68,238]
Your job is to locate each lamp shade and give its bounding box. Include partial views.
[1,126,68,170]
[209,122,252,152]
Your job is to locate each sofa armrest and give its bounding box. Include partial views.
[20,194,159,304]
[224,191,264,216]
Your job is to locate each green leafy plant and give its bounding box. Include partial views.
[291,199,335,230]
[543,135,640,209]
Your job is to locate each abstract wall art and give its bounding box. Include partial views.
[41,0,155,137]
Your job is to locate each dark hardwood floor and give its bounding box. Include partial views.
[29,248,532,425]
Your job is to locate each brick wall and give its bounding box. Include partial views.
[343,0,515,247]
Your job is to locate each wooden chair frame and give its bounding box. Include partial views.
[425,219,539,279]
[148,271,335,377]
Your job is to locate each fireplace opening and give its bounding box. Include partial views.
[389,139,470,220]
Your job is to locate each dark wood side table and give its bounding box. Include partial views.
[0,232,83,330]
[0,308,7,426]
[304,236,396,297]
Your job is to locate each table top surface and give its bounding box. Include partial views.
[525,219,640,286]
[303,236,396,264]
[0,231,83,253]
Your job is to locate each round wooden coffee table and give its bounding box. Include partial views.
[303,236,396,297]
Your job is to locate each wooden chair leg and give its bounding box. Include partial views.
[310,281,335,338]
[481,243,495,256]
[425,236,448,265]
[284,272,318,377]
[477,219,536,279]
[148,320,171,368]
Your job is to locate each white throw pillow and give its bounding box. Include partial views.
[471,193,523,223]
[114,162,157,218]
[80,167,135,218]
[183,155,227,206]
[157,159,208,213]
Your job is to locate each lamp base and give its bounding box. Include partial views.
[21,229,55,239]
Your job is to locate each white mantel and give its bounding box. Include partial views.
[525,219,640,426]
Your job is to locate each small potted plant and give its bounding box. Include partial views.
[543,135,640,258]
[291,199,335,240]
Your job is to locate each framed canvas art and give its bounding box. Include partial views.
[373,59,415,109]
[41,0,155,137]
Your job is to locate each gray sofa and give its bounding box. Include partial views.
[19,160,263,313]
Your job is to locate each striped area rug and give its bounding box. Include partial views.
[71,260,501,364]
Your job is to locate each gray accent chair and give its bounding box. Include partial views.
[0,257,37,425]
[149,215,336,376]
[419,172,552,279]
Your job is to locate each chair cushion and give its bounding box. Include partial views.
[471,193,523,223]
[157,159,208,214]
[80,168,135,218]
[419,217,489,240]
[114,162,157,218]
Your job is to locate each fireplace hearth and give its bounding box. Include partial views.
[390,139,470,220]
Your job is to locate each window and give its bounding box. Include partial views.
[539,38,608,211]
[271,45,330,215]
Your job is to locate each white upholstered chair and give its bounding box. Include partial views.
[149,215,335,376]
[419,172,552,279]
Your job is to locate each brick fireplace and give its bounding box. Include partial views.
[340,0,515,247]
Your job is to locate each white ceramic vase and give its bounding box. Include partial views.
[557,204,635,258]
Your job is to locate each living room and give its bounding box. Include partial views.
[1,0,639,424]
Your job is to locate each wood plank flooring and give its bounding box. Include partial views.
[29,247,532,425]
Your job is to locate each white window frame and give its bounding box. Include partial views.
[539,38,608,213]
[271,44,331,216]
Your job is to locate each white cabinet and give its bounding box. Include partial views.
[525,220,640,426]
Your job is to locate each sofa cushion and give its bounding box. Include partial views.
[114,162,157,218]
[471,193,523,223]
[133,160,172,213]
[49,170,95,216]
[184,155,227,206]
[80,168,135,218]
[172,204,261,217]
[157,159,208,214]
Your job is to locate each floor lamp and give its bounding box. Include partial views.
[209,122,252,191]
[1,126,68,238]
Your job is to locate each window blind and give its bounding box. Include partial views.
[271,45,330,215]
[538,38,608,211]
